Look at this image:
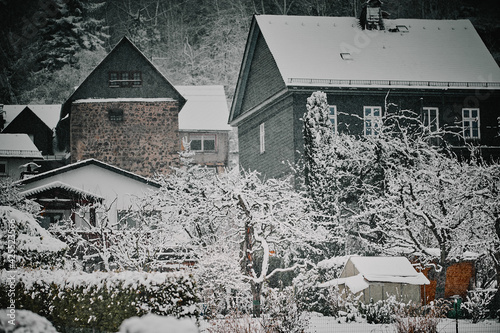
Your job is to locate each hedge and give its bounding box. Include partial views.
[0,269,199,332]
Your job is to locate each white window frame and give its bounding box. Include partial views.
[329,106,337,134]
[189,134,217,152]
[423,107,439,132]
[259,123,265,154]
[462,108,480,139]
[364,106,382,136]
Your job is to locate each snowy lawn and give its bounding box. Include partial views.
[199,315,500,333]
[307,316,500,333]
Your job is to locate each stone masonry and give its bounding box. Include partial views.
[70,99,180,177]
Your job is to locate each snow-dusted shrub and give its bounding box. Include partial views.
[119,314,198,333]
[205,311,261,333]
[394,300,448,333]
[0,309,59,333]
[0,206,67,270]
[327,287,362,323]
[261,287,308,333]
[359,295,405,324]
[462,288,496,323]
[294,256,348,316]
[0,269,199,332]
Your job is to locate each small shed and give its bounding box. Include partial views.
[320,256,430,304]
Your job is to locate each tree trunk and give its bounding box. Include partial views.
[435,264,448,299]
[251,281,262,317]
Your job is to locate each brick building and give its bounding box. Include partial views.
[229,13,500,179]
[57,37,186,177]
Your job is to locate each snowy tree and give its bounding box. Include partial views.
[302,90,500,300]
[37,0,108,71]
[143,165,327,317]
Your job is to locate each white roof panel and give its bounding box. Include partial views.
[256,16,500,88]
[176,85,231,131]
[0,133,43,158]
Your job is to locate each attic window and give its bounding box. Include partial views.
[108,108,124,122]
[108,71,142,87]
[340,53,353,61]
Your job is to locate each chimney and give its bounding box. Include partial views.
[360,0,384,31]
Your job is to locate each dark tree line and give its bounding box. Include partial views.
[0,0,498,105]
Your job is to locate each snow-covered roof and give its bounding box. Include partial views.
[73,98,175,103]
[255,15,500,89]
[17,158,161,188]
[2,105,61,130]
[319,256,430,292]
[176,85,231,131]
[20,181,104,200]
[0,134,43,158]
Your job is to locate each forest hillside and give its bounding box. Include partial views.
[0,0,499,105]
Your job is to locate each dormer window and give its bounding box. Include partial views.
[108,71,142,87]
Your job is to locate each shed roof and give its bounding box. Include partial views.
[20,181,104,200]
[319,256,430,293]
[254,15,500,89]
[2,105,61,130]
[176,85,231,131]
[0,134,43,158]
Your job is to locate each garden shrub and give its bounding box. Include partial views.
[0,309,59,333]
[262,287,308,333]
[0,269,199,333]
[359,295,405,324]
[462,288,496,323]
[393,300,448,333]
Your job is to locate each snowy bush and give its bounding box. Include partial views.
[294,256,348,316]
[327,287,362,323]
[0,206,67,270]
[0,269,199,332]
[462,288,496,323]
[118,314,198,333]
[394,300,448,333]
[0,309,59,333]
[359,295,405,324]
[205,311,261,333]
[261,287,308,333]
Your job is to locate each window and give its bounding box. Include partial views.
[108,108,124,122]
[189,134,216,152]
[260,123,265,154]
[329,106,337,134]
[109,71,142,87]
[463,108,480,139]
[0,161,6,176]
[423,107,439,132]
[364,106,382,136]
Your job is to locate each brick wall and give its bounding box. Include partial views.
[420,261,475,304]
[70,100,180,177]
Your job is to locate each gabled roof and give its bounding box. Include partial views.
[0,134,43,158]
[61,36,186,118]
[319,256,430,293]
[20,180,104,200]
[2,105,61,130]
[176,85,231,131]
[17,158,160,188]
[252,15,500,88]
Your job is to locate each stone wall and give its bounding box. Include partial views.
[70,100,180,177]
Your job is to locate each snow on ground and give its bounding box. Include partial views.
[198,315,500,333]
[305,317,500,333]
[119,314,198,333]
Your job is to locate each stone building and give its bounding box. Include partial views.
[57,36,186,177]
